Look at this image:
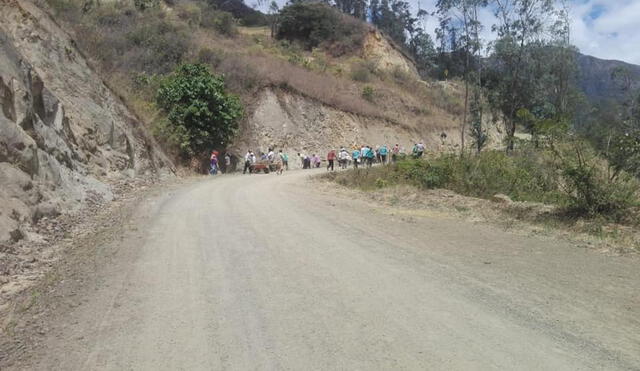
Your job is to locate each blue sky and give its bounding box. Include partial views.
[255,0,640,65]
[569,0,640,64]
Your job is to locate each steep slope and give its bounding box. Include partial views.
[577,53,640,102]
[362,29,420,80]
[0,0,171,244]
[233,86,472,159]
[28,0,488,168]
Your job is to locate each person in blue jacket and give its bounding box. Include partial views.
[379,144,388,164]
[352,147,361,169]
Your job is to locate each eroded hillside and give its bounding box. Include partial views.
[33,0,485,164]
[0,0,171,246]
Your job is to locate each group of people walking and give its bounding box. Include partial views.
[303,141,427,172]
[240,148,290,174]
[209,151,231,175]
[210,140,427,175]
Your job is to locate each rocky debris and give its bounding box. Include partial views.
[0,0,172,246]
[0,173,167,306]
[491,194,513,204]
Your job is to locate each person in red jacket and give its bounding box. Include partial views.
[327,150,336,171]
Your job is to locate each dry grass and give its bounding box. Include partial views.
[41,0,464,152]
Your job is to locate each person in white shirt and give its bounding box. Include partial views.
[243,150,252,174]
[416,141,425,157]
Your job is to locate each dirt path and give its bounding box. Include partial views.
[3,169,639,370]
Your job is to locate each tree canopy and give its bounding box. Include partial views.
[156,63,243,156]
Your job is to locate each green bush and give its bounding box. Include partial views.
[276,2,366,56]
[124,14,189,73]
[200,8,237,36]
[328,144,639,222]
[156,64,243,156]
[214,12,238,37]
[133,0,158,11]
[362,86,374,102]
[556,140,638,219]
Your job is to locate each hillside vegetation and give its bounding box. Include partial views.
[31,0,640,225]
[39,0,465,162]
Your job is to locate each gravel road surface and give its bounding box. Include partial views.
[8,170,640,370]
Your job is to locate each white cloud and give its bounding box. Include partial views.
[569,0,640,64]
[259,0,640,65]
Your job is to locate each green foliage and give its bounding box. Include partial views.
[398,158,452,188]
[133,0,158,11]
[375,178,388,188]
[468,88,487,152]
[328,142,639,222]
[205,0,268,26]
[409,29,437,76]
[276,2,366,56]
[371,0,413,45]
[606,130,640,179]
[200,7,237,36]
[556,139,638,218]
[124,16,189,73]
[156,64,243,156]
[362,86,375,102]
[215,12,238,36]
[484,1,575,151]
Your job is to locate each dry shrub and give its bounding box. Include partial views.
[217,53,395,121]
[350,62,372,82]
[68,4,191,74]
[174,2,201,27]
[197,48,224,67]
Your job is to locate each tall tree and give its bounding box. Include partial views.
[487,0,556,152]
[268,1,280,38]
[436,0,487,155]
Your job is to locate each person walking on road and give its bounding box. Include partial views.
[379,144,388,164]
[279,150,289,171]
[365,146,375,168]
[267,148,275,163]
[312,154,321,168]
[243,150,252,174]
[338,147,349,169]
[298,153,305,169]
[223,153,231,173]
[327,150,336,171]
[352,147,361,169]
[392,144,399,163]
[209,151,218,175]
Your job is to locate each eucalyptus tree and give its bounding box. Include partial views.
[486,0,558,152]
[436,0,487,154]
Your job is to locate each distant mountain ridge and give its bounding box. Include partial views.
[576,53,640,102]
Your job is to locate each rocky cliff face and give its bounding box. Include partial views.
[362,29,420,80]
[231,88,489,163]
[576,53,640,103]
[0,0,170,244]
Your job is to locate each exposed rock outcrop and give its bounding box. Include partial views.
[0,0,171,243]
[232,88,471,162]
[362,29,420,79]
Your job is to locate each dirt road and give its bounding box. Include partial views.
[6,170,639,370]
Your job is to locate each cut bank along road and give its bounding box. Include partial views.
[13,170,640,370]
